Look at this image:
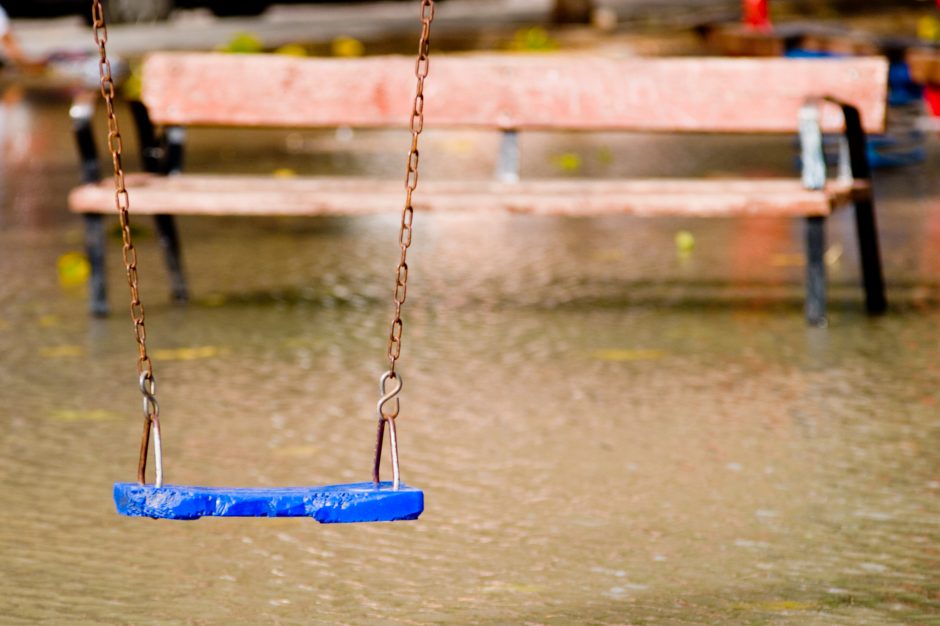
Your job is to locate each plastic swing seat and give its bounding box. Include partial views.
[114,481,424,522]
[112,372,421,524]
[112,374,422,523]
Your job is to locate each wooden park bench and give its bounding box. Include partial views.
[68,53,888,325]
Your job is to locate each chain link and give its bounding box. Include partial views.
[373,0,434,488]
[91,0,163,486]
[386,0,433,376]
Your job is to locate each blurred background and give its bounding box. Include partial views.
[1,1,938,624]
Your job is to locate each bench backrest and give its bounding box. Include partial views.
[141,53,887,134]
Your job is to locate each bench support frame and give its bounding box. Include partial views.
[496,130,520,183]
[71,99,110,317]
[805,215,827,326]
[840,103,887,316]
[798,100,887,325]
[130,103,189,305]
[72,99,189,316]
[71,98,887,326]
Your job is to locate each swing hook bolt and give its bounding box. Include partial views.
[378,370,402,420]
[138,371,163,488]
[373,371,403,490]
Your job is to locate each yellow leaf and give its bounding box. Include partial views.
[552,152,582,172]
[153,346,224,361]
[675,230,695,253]
[38,315,60,328]
[918,16,940,42]
[273,168,296,178]
[733,600,815,611]
[202,293,227,307]
[40,345,84,358]
[593,349,666,362]
[51,409,116,422]
[331,37,364,58]
[770,253,804,268]
[509,27,558,52]
[274,43,307,57]
[122,64,143,101]
[219,32,264,54]
[56,252,91,287]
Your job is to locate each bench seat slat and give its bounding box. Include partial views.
[68,174,864,218]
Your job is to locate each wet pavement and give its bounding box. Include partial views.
[1,44,940,626]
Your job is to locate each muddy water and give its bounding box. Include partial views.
[1,90,939,625]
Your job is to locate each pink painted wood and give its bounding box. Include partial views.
[69,174,866,218]
[141,53,887,133]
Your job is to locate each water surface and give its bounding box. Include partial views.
[1,88,938,625]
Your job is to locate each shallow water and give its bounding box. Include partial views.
[1,87,939,625]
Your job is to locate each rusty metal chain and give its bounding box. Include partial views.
[91,0,163,487]
[373,0,434,489]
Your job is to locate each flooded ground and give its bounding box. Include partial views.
[1,75,940,624]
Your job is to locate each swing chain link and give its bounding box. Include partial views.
[385,0,433,376]
[374,0,434,489]
[91,0,163,487]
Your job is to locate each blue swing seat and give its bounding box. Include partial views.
[113,482,423,523]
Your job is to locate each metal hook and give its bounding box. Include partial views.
[372,371,403,490]
[377,370,402,419]
[138,371,163,488]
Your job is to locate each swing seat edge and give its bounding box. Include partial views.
[113,481,423,523]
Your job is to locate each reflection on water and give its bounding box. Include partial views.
[1,91,939,625]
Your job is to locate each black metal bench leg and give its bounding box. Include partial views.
[84,213,109,317]
[157,126,189,303]
[840,103,887,316]
[805,216,827,327]
[854,196,887,315]
[153,214,188,303]
[71,94,109,316]
[130,103,190,305]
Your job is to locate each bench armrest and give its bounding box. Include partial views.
[799,97,875,195]
[799,100,827,191]
[70,93,101,184]
[822,97,874,184]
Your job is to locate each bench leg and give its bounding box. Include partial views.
[157,125,189,303]
[164,126,187,175]
[71,94,109,316]
[130,106,190,305]
[840,102,887,316]
[853,198,887,315]
[84,214,109,317]
[805,216,827,327]
[153,214,188,304]
[495,129,520,183]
